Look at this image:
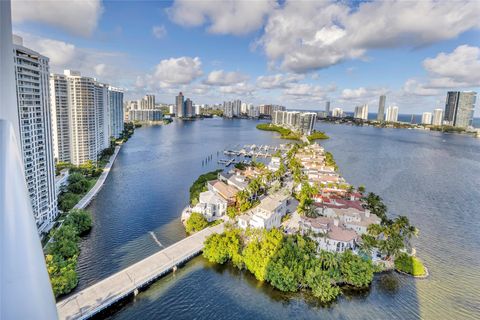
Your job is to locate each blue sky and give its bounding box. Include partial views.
[11,0,480,115]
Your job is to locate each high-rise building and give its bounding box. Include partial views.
[13,36,58,233]
[108,87,124,139]
[432,108,444,126]
[145,94,155,110]
[377,95,386,121]
[272,111,316,135]
[332,108,344,117]
[354,104,368,120]
[247,104,259,118]
[259,104,286,116]
[444,91,476,128]
[299,112,316,135]
[50,70,110,165]
[421,112,432,125]
[385,106,399,122]
[175,92,185,117]
[185,98,193,117]
[325,101,330,115]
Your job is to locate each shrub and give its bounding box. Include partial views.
[395,253,426,277]
[186,212,209,233]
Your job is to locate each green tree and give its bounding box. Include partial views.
[46,224,79,259]
[305,263,340,303]
[58,193,81,212]
[185,212,209,233]
[46,254,79,297]
[339,250,374,288]
[243,229,284,281]
[64,209,93,235]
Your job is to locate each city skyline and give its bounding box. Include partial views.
[10,0,480,115]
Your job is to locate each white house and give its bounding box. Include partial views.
[249,192,290,230]
[192,190,227,222]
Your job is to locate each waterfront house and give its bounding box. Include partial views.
[249,192,290,229]
[300,217,358,253]
[207,180,238,204]
[192,190,227,222]
[237,214,252,229]
[227,174,248,191]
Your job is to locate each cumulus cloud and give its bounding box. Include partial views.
[168,0,276,35]
[402,45,480,97]
[12,0,103,37]
[203,70,248,86]
[17,33,128,85]
[138,57,203,90]
[340,87,387,101]
[402,79,440,96]
[256,73,304,89]
[259,0,480,73]
[152,25,167,39]
[423,45,480,88]
[219,82,255,95]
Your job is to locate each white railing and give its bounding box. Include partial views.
[0,1,58,318]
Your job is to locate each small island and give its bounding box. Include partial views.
[181,138,424,304]
[256,123,329,142]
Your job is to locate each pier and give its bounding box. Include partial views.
[56,223,224,320]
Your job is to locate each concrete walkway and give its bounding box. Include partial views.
[74,146,121,210]
[56,223,224,320]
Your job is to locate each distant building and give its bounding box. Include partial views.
[272,110,316,135]
[332,108,344,117]
[432,108,444,126]
[137,94,155,110]
[185,98,193,117]
[50,70,110,165]
[129,110,163,122]
[385,106,399,122]
[108,87,124,139]
[444,91,476,128]
[176,92,185,117]
[259,104,286,117]
[13,36,58,233]
[354,104,368,120]
[377,95,386,121]
[248,104,259,118]
[325,101,330,115]
[421,112,432,125]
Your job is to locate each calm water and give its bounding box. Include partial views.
[75,118,480,319]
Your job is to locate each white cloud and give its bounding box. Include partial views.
[259,0,480,73]
[402,45,480,97]
[423,45,480,88]
[203,70,248,86]
[152,25,167,39]
[17,33,128,85]
[340,87,387,101]
[256,73,304,89]
[168,0,276,35]
[282,83,336,103]
[12,0,103,37]
[402,79,440,96]
[137,57,203,90]
[218,82,255,95]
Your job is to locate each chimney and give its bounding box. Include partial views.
[333,219,339,227]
